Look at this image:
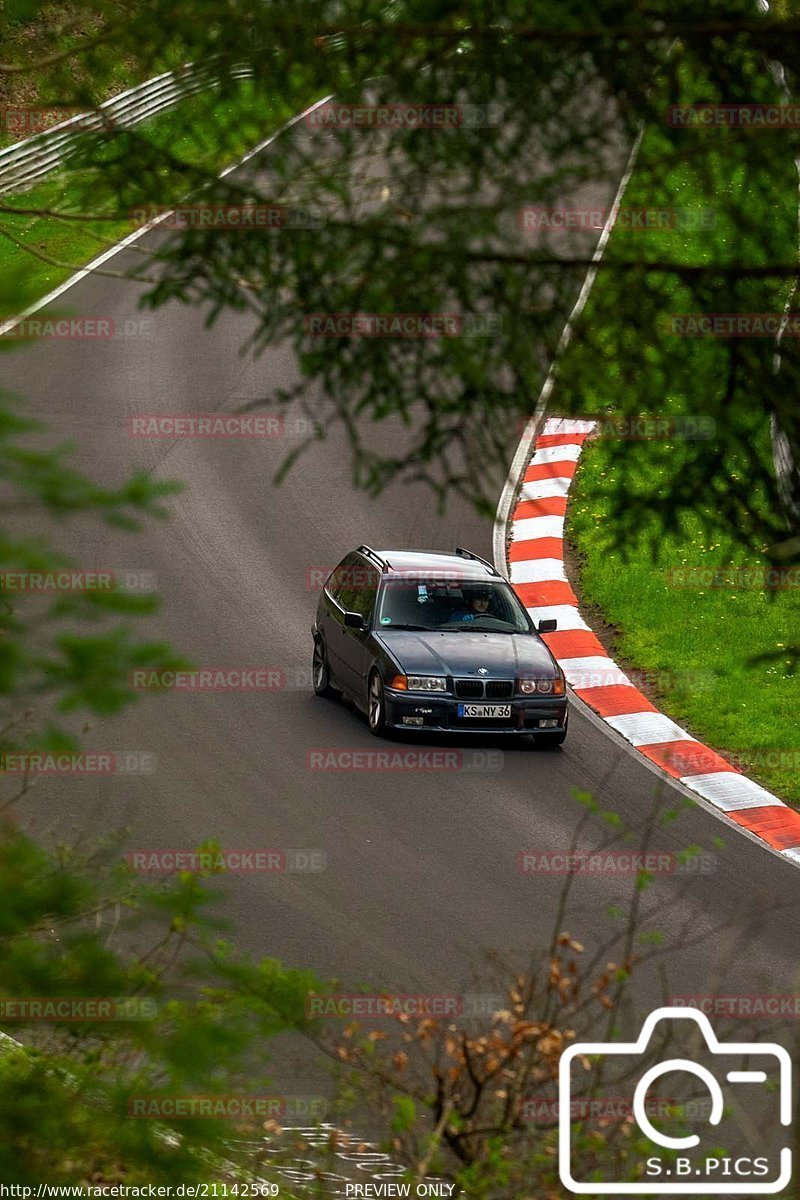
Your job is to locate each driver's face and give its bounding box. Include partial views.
[471,593,490,612]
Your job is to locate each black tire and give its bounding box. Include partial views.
[312,637,338,698]
[367,670,387,737]
[536,713,568,749]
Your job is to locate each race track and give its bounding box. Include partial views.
[4,121,798,1055]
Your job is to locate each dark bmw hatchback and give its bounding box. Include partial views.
[312,546,568,746]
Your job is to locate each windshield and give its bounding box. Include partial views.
[376,577,532,634]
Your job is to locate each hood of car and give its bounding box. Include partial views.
[374,629,558,678]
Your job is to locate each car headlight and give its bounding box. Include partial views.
[405,675,448,692]
[519,677,566,695]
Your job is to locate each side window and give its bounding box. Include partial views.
[326,553,359,603]
[338,558,379,621]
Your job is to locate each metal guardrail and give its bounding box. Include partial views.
[0,63,251,195]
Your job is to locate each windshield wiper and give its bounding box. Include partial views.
[447,624,518,633]
[381,623,434,632]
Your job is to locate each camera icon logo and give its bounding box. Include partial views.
[558,1006,792,1194]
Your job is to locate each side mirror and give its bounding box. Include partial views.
[538,618,558,633]
[344,611,366,629]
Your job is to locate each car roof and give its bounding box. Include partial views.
[370,549,500,578]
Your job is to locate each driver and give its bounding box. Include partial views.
[448,586,492,623]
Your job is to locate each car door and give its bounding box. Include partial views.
[320,552,361,685]
[335,556,380,701]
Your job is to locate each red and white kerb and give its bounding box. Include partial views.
[506,416,800,859]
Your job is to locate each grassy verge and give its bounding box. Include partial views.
[568,437,800,803]
[560,125,800,805]
[0,79,295,312]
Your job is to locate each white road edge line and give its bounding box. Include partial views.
[0,92,334,339]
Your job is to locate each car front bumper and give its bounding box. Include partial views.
[383,688,568,735]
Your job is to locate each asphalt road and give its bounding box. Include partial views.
[4,128,799,1055]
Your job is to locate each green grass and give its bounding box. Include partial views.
[562,122,800,805]
[568,438,800,803]
[0,80,295,313]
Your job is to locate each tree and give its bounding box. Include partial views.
[3,1,799,554]
[0,392,316,1182]
[2,2,800,1189]
[0,831,318,1184]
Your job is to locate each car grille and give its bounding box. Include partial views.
[486,680,513,699]
[454,679,513,699]
[454,679,483,698]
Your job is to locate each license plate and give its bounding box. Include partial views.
[457,703,512,719]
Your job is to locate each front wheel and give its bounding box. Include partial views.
[312,637,338,698]
[367,671,387,736]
